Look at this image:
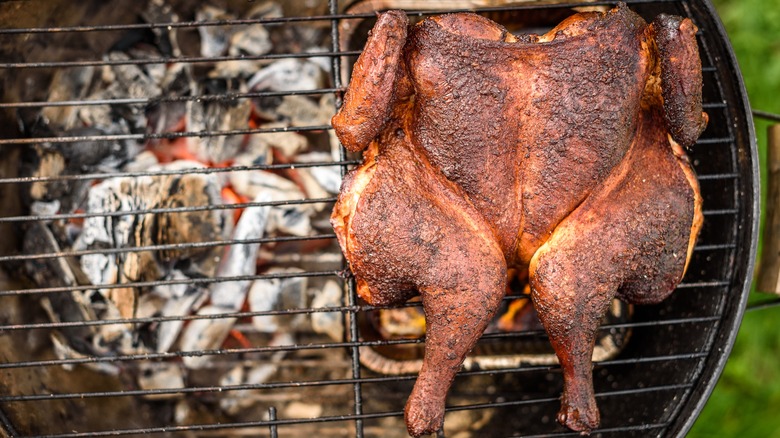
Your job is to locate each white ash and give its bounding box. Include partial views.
[122,150,159,172]
[296,152,342,194]
[178,192,271,369]
[229,24,272,57]
[216,331,292,416]
[196,5,235,58]
[43,66,96,129]
[151,270,208,353]
[248,267,308,333]
[252,94,333,128]
[185,90,253,164]
[209,192,271,310]
[178,305,237,369]
[50,332,120,376]
[284,401,323,419]
[29,200,61,218]
[248,58,326,92]
[217,361,277,415]
[310,280,344,342]
[75,160,226,337]
[229,168,313,237]
[137,362,186,400]
[296,167,330,209]
[234,133,272,167]
[249,123,309,159]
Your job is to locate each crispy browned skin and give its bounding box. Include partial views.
[331,5,705,436]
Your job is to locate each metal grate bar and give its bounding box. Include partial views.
[23,383,692,438]
[0,0,682,36]
[0,352,708,403]
[0,160,360,185]
[0,165,734,185]
[0,205,738,225]
[753,109,780,122]
[0,233,336,262]
[0,51,363,70]
[0,273,731,297]
[1,212,733,262]
[522,422,669,438]
[0,124,333,146]
[695,136,735,145]
[0,87,344,109]
[746,297,780,312]
[0,301,721,333]
[0,316,721,370]
[0,198,337,224]
[0,270,343,297]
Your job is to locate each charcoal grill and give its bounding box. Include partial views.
[0,0,758,437]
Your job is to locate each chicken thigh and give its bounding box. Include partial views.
[331,4,705,436]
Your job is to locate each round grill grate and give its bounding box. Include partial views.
[0,1,757,437]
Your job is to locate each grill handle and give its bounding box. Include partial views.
[756,123,780,293]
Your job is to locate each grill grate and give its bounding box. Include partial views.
[0,0,757,437]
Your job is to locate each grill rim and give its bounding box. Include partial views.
[665,0,759,436]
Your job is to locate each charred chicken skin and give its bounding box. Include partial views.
[331,4,706,436]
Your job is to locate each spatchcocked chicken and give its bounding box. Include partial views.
[331,4,706,436]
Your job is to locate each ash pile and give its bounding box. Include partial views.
[8,0,352,429]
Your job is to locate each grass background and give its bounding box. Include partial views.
[688,0,780,436]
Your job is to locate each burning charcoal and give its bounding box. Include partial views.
[137,362,186,400]
[296,152,342,194]
[122,150,159,172]
[245,1,283,22]
[178,305,236,369]
[128,46,169,91]
[196,5,235,58]
[248,59,325,93]
[378,305,427,340]
[248,268,308,332]
[22,129,141,213]
[218,361,278,415]
[105,52,162,99]
[95,287,136,345]
[29,200,61,218]
[185,79,252,164]
[42,66,96,129]
[253,94,333,127]
[58,127,140,172]
[24,144,67,205]
[76,161,227,320]
[310,280,344,342]
[23,222,97,343]
[210,192,271,310]
[157,170,226,272]
[180,193,271,368]
[253,123,309,159]
[228,24,272,57]
[140,0,182,59]
[297,167,330,204]
[83,52,162,132]
[50,332,119,376]
[234,133,272,166]
[152,271,208,353]
[229,169,313,236]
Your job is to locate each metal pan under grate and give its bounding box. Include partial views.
[0,0,757,437]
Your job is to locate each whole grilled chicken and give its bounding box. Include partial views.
[331,4,706,436]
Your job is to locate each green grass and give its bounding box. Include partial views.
[688,0,780,436]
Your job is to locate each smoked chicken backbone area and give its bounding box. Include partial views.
[330,3,707,438]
